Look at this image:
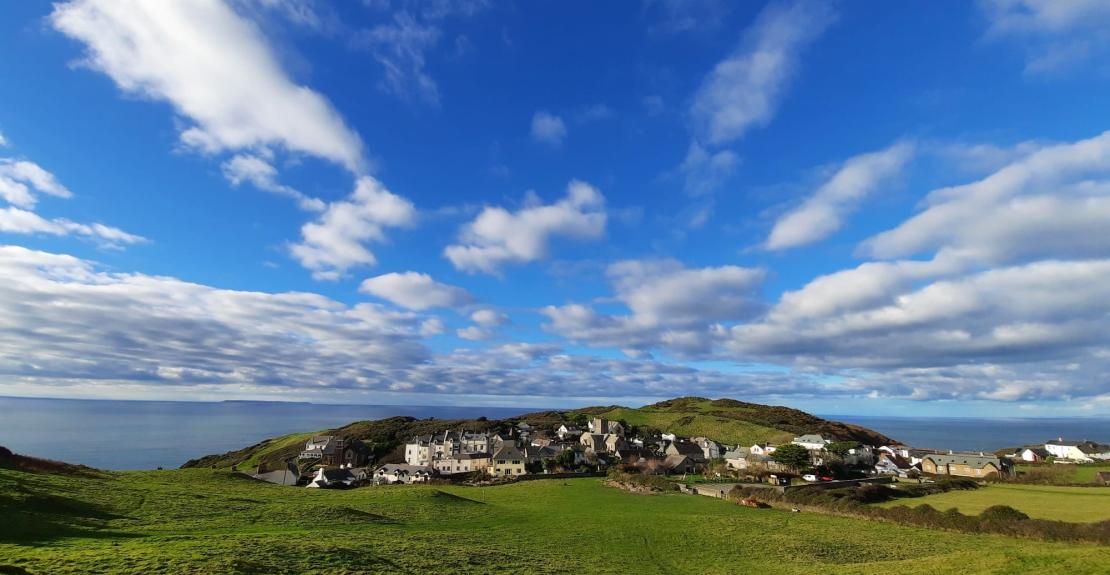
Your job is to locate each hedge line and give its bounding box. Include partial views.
[729,479,1110,545]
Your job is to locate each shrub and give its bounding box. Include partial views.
[980,505,1029,522]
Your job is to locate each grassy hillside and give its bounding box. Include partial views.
[2,465,1108,574]
[877,484,1110,523]
[597,397,895,447]
[184,396,895,472]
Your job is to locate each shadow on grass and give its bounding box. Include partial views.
[430,489,485,505]
[0,492,136,545]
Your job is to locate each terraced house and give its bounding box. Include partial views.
[920,454,1014,479]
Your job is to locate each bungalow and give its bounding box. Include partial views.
[307,466,356,488]
[792,434,830,451]
[1043,438,1107,462]
[375,464,432,485]
[1020,447,1050,462]
[490,443,527,477]
[921,454,1013,479]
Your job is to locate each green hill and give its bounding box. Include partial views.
[183,396,895,472]
[2,461,1108,574]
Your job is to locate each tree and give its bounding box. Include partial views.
[826,440,861,459]
[771,444,811,471]
[554,449,576,470]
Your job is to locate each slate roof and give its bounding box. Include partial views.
[492,443,525,461]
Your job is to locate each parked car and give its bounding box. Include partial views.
[802,474,818,482]
[819,475,834,481]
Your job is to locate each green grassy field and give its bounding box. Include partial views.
[601,404,794,446]
[2,468,1108,574]
[1014,464,1110,484]
[877,483,1110,523]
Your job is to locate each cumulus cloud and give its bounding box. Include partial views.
[543,259,764,356]
[51,0,365,172]
[359,271,474,310]
[444,180,606,274]
[765,141,914,250]
[690,0,835,147]
[717,130,1110,401]
[290,176,416,280]
[456,308,508,340]
[530,111,567,147]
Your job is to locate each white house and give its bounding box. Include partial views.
[750,443,776,456]
[306,466,357,488]
[1044,439,1110,462]
[1020,447,1050,462]
[375,464,431,484]
[792,434,830,451]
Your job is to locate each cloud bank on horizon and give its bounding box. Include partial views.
[0,0,1108,414]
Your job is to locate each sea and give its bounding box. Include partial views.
[1,396,1107,470]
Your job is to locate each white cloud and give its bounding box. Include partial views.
[679,142,739,197]
[0,159,72,208]
[862,130,1110,262]
[979,0,1110,74]
[690,0,835,146]
[530,111,567,147]
[456,308,507,340]
[359,271,473,310]
[290,176,416,280]
[221,153,325,212]
[0,245,828,401]
[51,0,365,172]
[543,259,764,357]
[445,180,606,274]
[354,12,442,106]
[0,154,142,247]
[471,308,507,327]
[0,131,8,147]
[0,207,145,246]
[766,141,914,250]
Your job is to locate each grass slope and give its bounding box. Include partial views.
[2,467,1108,574]
[877,483,1110,523]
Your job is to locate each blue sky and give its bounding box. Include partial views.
[2,0,1110,417]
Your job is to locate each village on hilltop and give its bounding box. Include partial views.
[246,416,1110,489]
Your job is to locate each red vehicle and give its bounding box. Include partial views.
[819,475,834,481]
